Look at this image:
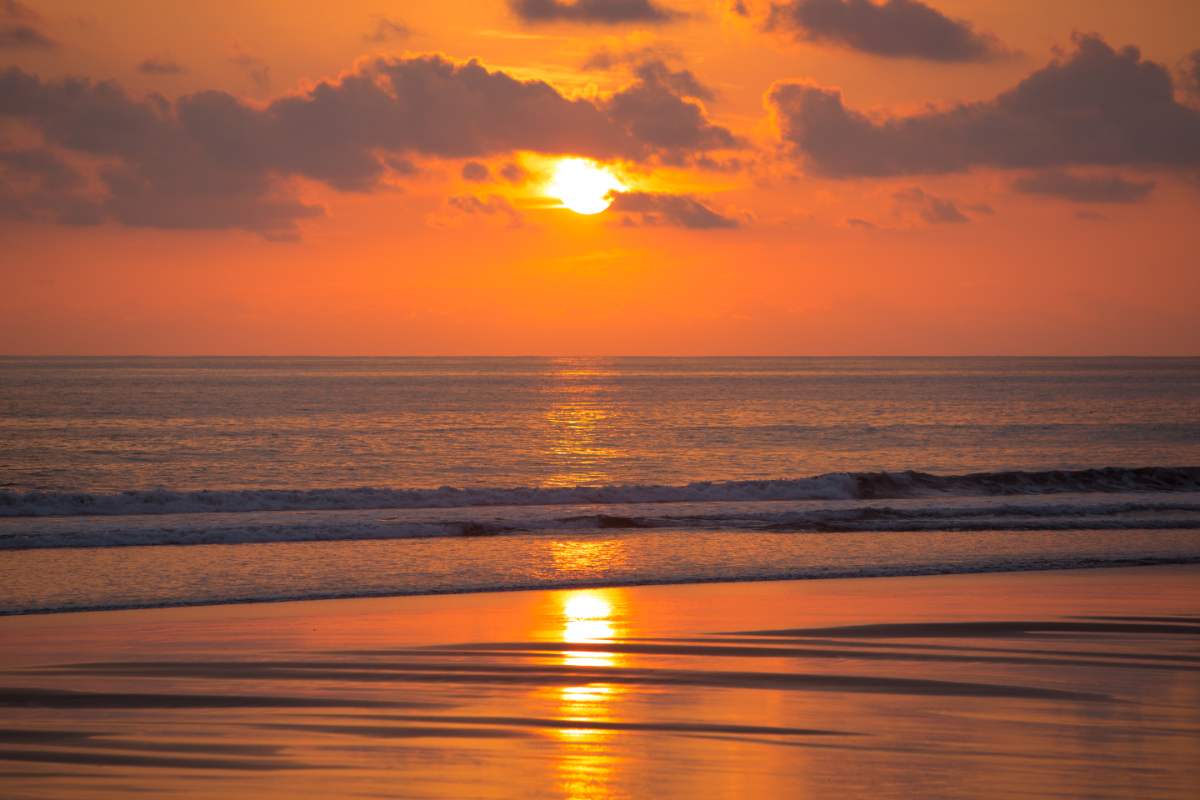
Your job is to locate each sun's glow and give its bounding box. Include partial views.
[546,158,625,215]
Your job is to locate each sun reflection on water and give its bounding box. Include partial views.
[542,360,623,489]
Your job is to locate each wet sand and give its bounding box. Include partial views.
[0,565,1197,798]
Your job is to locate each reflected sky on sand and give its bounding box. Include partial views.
[0,566,1198,799]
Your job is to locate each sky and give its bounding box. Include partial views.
[1,0,1198,355]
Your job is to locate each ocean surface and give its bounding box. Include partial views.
[2,356,1199,613]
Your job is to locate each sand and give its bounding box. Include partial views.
[0,564,1197,799]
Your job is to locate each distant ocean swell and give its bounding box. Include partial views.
[2,467,1198,519]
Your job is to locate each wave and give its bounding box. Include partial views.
[2,467,1198,519]
[3,498,1199,550]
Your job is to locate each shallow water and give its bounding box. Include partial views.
[3,526,1200,615]
[3,356,1199,614]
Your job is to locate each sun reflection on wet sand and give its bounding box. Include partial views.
[562,591,619,667]
[556,590,624,798]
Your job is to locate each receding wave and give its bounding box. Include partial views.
[2,466,1198,519]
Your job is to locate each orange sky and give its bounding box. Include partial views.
[1,0,1198,354]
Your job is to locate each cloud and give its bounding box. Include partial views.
[0,0,55,49]
[499,162,528,183]
[1,0,36,17]
[138,57,186,76]
[846,216,875,229]
[0,54,738,237]
[610,190,739,228]
[766,0,1003,62]
[629,59,714,100]
[445,194,523,227]
[461,161,490,181]
[509,0,682,24]
[769,35,1200,177]
[581,43,682,71]
[892,186,968,223]
[0,147,83,191]
[365,18,409,43]
[1012,170,1155,203]
[231,50,271,92]
[605,60,738,163]
[385,156,418,175]
[0,147,104,224]
[1179,49,1200,103]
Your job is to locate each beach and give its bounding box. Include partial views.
[1,564,1197,799]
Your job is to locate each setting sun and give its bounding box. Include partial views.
[546,158,626,215]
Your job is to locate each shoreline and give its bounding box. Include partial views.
[4,553,1200,618]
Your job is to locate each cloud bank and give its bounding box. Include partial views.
[0,54,738,237]
[769,35,1200,177]
[1012,170,1156,204]
[510,0,682,24]
[767,0,1003,62]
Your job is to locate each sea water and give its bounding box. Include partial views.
[2,357,1198,612]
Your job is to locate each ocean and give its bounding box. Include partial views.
[2,356,1199,613]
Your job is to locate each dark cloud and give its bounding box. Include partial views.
[693,154,747,172]
[461,161,490,181]
[0,0,54,49]
[610,190,738,228]
[630,59,714,100]
[0,54,737,237]
[138,57,185,76]
[893,186,968,223]
[731,0,750,17]
[769,35,1200,177]
[846,216,875,229]
[605,61,738,163]
[0,147,104,225]
[385,156,418,175]
[0,0,36,18]
[0,147,83,191]
[446,193,522,227]
[0,23,53,48]
[1012,170,1155,204]
[766,0,1003,62]
[365,18,409,43]
[509,0,682,24]
[499,162,528,183]
[1179,49,1200,102]
[581,43,681,71]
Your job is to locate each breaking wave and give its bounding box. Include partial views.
[3,467,1198,519]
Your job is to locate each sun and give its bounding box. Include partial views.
[546,158,626,215]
